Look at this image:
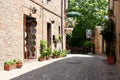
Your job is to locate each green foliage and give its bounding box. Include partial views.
[101,19,115,56]
[4,60,16,66]
[45,48,51,57]
[66,33,72,44]
[16,59,22,63]
[66,0,108,47]
[61,50,67,57]
[40,40,52,58]
[108,9,113,16]
[40,48,51,58]
[82,40,93,47]
[52,50,61,56]
[52,50,67,57]
[67,22,92,47]
[40,53,46,58]
[40,40,47,52]
[68,0,108,26]
[101,19,115,43]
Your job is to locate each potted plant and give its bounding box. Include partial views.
[45,48,51,60]
[39,40,47,61]
[40,40,47,52]
[16,59,23,68]
[108,9,113,17]
[61,50,67,57]
[38,52,46,61]
[101,19,116,64]
[52,50,61,58]
[4,60,16,71]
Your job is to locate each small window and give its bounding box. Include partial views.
[58,26,61,34]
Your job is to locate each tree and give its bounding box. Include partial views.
[67,0,108,47]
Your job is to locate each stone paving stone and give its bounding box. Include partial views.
[11,55,120,80]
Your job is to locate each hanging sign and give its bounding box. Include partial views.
[86,29,92,38]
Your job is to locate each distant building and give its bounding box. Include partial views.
[94,26,105,55]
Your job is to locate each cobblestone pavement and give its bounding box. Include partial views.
[11,54,120,80]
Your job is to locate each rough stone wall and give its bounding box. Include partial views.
[0,0,24,70]
[40,0,62,51]
[114,0,120,63]
[94,26,103,55]
[0,0,63,70]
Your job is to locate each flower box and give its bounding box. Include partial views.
[4,61,16,71]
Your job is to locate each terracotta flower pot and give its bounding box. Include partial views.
[38,57,46,61]
[107,57,115,65]
[16,62,23,68]
[4,64,16,71]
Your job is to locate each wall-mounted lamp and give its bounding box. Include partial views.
[51,20,55,24]
[47,0,51,1]
[32,7,37,14]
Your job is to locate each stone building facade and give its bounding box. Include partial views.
[94,26,104,55]
[109,0,120,63]
[0,0,66,70]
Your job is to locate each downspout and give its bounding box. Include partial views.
[42,0,43,40]
[61,0,64,50]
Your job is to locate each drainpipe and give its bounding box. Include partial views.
[41,0,44,40]
[61,0,64,50]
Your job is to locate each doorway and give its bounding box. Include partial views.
[24,14,37,59]
[47,23,51,48]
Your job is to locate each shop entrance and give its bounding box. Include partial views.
[24,15,37,59]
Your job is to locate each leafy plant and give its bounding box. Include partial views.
[101,19,115,43]
[16,59,22,63]
[82,40,93,47]
[101,19,115,56]
[4,61,11,66]
[61,50,67,57]
[40,53,46,58]
[4,60,16,66]
[40,40,47,52]
[45,48,51,57]
[108,9,113,17]
[53,50,60,56]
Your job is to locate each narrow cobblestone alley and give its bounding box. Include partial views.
[11,54,120,80]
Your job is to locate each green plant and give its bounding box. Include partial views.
[45,48,51,57]
[108,9,113,17]
[101,19,115,57]
[4,60,16,66]
[40,40,47,52]
[16,59,22,63]
[4,60,16,71]
[82,40,93,47]
[4,61,11,66]
[53,50,60,56]
[54,38,59,43]
[40,53,46,58]
[61,50,67,57]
